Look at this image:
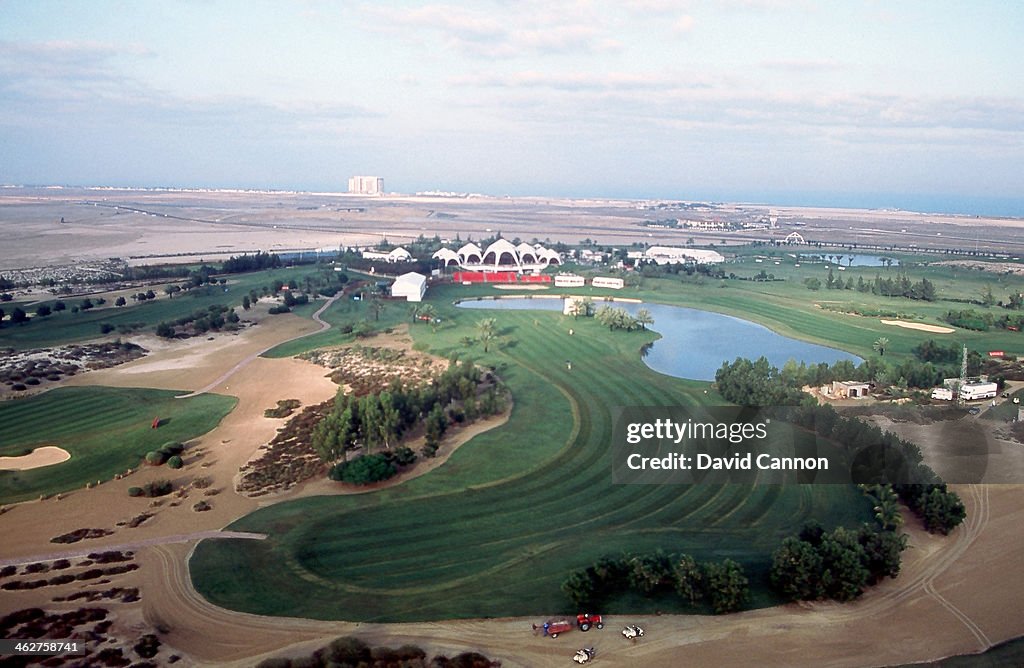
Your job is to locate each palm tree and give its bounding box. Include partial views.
[873,337,889,356]
[408,304,423,323]
[635,308,654,330]
[476,318,497,352]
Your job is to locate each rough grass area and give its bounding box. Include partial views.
[0,265,337,351]
[0,386,236,503]
[191,302,871,622]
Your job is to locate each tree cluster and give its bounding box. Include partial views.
[221,251,282,274]
[715,358,966,535]
[155,304,239,338]
[770,519,906,602]
[893,483,966,535]
[312,361,506,465]
[593,304,654,331]
[943,308,1024,332]
[562,551,750,614]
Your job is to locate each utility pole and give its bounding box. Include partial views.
[957,344,968,406]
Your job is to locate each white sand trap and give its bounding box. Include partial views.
[879,319,955,334]
[0,446,71,470]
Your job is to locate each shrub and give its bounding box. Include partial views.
[133,634,161,659]
[166,455,183,469]
[328,454,397,485]
[159,442,185,456]
[140,480,172,498]
[390,446,417,467]
[144,451,166,466]
[128,487,144,497]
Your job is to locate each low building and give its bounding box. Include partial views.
[554,273,585,287]
[831,381,870,399]
[592,276,624,290]
[645,246,725,265]
[391,272,427,302]
[362,247,412,263]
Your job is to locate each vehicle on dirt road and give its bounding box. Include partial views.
[573,647,596,663]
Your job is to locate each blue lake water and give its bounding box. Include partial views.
[458,298,861,381]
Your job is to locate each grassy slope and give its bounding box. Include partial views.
[191,296,869,621]
[191,256,1024,621]
[0,265,343,351]
[0,387,236,503]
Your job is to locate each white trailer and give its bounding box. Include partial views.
[931,387,953,401]
[960,382,998,401]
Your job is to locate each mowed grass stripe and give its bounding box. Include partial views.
[192,298,871,620]
[0,387,236,503]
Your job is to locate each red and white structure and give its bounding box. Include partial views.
[433,240,561,273]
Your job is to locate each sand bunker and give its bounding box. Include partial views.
[0,446,71,471]
[880,319,955,334]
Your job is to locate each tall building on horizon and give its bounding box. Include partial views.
[348,175,383,195]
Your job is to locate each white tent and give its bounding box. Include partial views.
[391,272,427,302]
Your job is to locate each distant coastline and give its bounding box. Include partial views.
[3,184,1022,220]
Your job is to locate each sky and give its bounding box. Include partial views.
[1,1,1022,212]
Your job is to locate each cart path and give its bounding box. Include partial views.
[0,530,267,567]
[176,294,340,398]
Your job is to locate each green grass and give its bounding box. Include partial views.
[190,258,1024,621]
[191,296,871,621]
[0,266,345,351]
[265,295,411,358]
[0,387,236,503]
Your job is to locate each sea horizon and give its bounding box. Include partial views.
[3,183,1022,220]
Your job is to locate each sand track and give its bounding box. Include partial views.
[127,481,1020,668]
[177,294,339,398]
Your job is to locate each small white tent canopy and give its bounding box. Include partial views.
[392,272,427,302]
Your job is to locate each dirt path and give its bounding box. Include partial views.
[177,294,339,398]
[123,483,1024,668]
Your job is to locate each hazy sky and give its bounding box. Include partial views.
[2,1,1022,207]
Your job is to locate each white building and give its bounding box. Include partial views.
[592,276,624,289]
[830,380,870,399]
[644,246,725,265]
[362,247,412,263]
[554,273,585,287]
[391,272,427,302]
[348,176,384,195]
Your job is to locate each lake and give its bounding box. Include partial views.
[457,297,861,381]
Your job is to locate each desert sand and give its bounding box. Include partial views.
[0,445,71,471]
[880,319,956,333]
[3,187,1023,272]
